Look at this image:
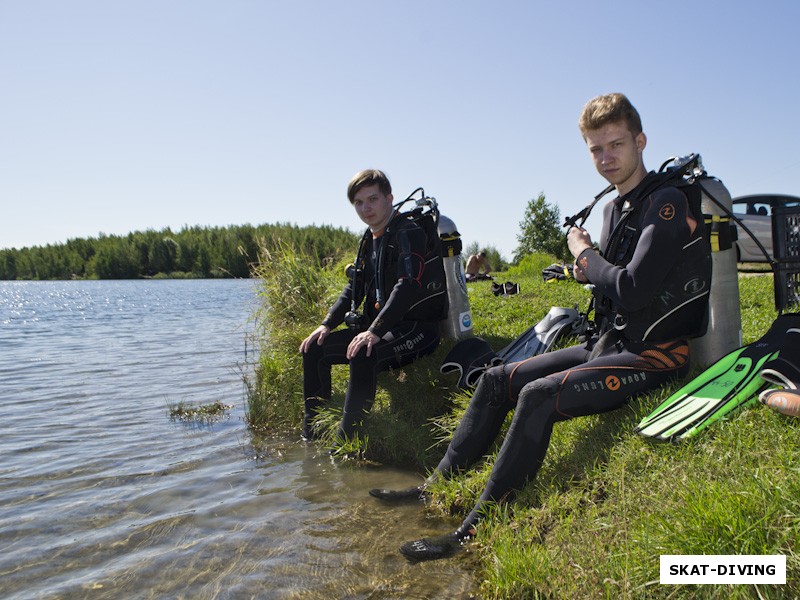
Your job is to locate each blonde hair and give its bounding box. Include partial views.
[579,93,642,138]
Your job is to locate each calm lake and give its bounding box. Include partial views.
[0,279,476,599]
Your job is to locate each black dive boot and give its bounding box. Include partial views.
[399,527,475,562]
[369,485,426,501]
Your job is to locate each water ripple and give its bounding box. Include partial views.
[0,280,475,599]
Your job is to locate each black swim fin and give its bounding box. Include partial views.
[439,337,503,388]
[399,529,473,562]
[760,327,800,389]
[439,307,586,389]
[498,306,585,364]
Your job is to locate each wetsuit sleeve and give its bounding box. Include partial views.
[578,186,693,312]
[367,223,429,338]
[321,282,354,330]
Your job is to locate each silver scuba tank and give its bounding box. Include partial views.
[690,175,742,368]
[438,215,473,340]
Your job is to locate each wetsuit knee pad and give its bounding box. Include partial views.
[476,364,511,407]
[517,378,560,414]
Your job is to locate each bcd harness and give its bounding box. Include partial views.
[565,154,717,342]
[344,188,446,331]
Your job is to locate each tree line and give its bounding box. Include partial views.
[0,193,569,280]
[0,223,359,280]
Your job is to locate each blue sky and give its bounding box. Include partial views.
[2,1,799,260]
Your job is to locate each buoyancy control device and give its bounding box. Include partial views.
[564,154,742,367]
[345,188,471,340]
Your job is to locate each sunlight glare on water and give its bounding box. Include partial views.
[0,280,475,599]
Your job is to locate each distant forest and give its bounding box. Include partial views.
[0,223,359,280]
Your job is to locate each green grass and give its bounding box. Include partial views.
[247,246,798,598]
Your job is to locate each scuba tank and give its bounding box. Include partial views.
[690,174,742,367]
[438,214,473,340]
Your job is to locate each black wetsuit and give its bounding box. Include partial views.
[437,174,712,534]
[303,212,448,438]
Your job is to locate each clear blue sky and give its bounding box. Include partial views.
[2,1,799,260]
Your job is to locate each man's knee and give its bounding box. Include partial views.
[517,378,560,415]
[302,340,324,365]
[475,364,513,407]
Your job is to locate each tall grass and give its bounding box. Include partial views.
[245,239,346,432]
[248,247,798,597]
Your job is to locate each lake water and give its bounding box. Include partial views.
[0,279,476,599]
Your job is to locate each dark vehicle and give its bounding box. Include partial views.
[732,194,800,262]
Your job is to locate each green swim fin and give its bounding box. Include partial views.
[635,313,800,441]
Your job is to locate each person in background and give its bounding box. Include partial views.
[371,93,712,561]
[464,250,492,281]
[299,169,448,443]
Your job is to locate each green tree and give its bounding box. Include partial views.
[514,192,569,263]
[90,237,139,279]
[0,251,17,279]
[0,223,358,280]
[150,236,179,275]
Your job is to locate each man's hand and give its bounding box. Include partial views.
[346,331,380,359]
[567,226,593,259]
[299,325,331,353]
[572,260,589,283]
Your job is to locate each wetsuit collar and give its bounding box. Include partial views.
[614,170,657,208]
[370,210,398,237]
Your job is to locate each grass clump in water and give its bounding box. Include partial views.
[168,399,232,423]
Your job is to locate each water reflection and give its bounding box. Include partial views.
[0,281,476,599]
[251,440,478,599]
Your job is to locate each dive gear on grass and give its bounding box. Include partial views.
[690,175,742,367]
[635,313,800,441]
[439,306,586,388]
[759,327,800,389]
[438,213,473,340]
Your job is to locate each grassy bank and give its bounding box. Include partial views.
[246,245,798,598]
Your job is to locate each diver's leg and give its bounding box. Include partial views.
[457,338,691,532]
[375,344,588,501]
[337,348,379,439]
[436,344,589,477]
[301,329,354,439]
[338,321,441,440]
[400,339,690,560]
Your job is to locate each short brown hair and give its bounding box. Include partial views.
[578,93,642,138]
[347,169,392,203]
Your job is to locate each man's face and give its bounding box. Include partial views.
[584,121,646,196]
[352,184,394,230]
